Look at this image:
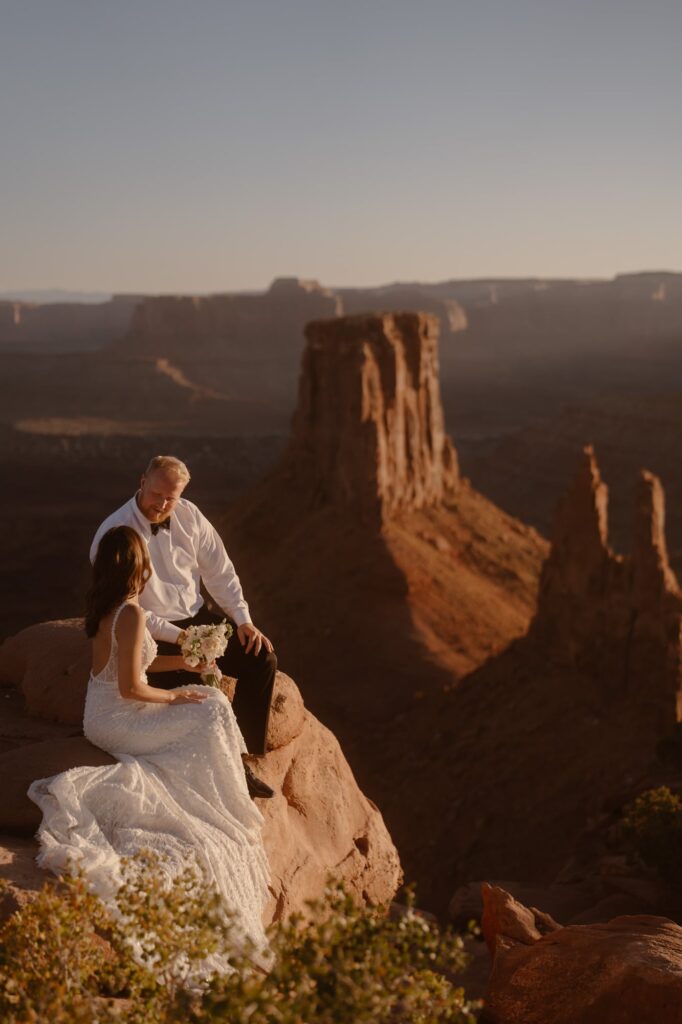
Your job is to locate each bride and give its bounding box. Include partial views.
[28,524,270,966]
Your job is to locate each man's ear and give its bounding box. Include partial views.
[140,474,146,489]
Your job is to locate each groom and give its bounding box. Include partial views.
[90,454,276,799]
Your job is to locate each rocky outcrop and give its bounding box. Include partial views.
[258,701,402,922]
[450,862,668,936]
[0,619,92,725]
[0,619,402,923]
[539,443,612,603]
[480,883,560,955]
[482,884,682,1024]
[0,738,116,832]
[535,445,682,730]
[288,312,459,522]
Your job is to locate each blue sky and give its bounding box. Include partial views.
[1,0,681,292]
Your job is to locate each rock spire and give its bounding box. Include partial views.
[536,444,682,727]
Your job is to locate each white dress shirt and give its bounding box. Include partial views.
[90,495,251,643]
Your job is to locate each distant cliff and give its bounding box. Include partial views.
[116,278,340,411]
[0,296,140,353]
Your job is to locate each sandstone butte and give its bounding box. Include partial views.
[216,311,547,911]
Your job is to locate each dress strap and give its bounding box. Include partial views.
[110,602,132,646]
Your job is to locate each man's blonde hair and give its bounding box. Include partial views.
[144,455,191,484]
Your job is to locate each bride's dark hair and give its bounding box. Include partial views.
[84,526,151,637]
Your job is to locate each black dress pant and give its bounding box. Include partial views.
[147,605,276,756]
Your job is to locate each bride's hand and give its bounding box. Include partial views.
[169,689,209,705]
[182,657,217,674]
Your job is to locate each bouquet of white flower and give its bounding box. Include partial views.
[180,620,233,688]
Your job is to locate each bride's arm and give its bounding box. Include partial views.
[147,653,200,673]
[148,630,211,673]
[116,605,206,704]
[146,627,214,674]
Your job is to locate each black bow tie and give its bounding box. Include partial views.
[150,518,171,536]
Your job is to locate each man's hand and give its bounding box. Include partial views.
[237,623,274,657]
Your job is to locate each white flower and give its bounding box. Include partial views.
[180,622,231,666]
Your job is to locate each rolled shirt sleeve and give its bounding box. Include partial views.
[195,511,251,627]
[144,611,183,644]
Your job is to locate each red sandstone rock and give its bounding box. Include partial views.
[540,444,612,602]
[632,470,679,608]
[535,446,682,731]
[450,879,596,930]
[0,737,116,832]
[263,671,306,749]
[0,619,91,725]
[481,882,560,956]
[260,710,402,922]
[290,312,458,523]
[485,909,682,1024]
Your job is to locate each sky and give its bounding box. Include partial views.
[1,0,681,293]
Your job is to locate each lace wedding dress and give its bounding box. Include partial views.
[28,603,270,968]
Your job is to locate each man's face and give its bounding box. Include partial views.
[137,470,187,523]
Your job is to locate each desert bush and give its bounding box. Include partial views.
[0,853,479,1023]
[620,786,682,884]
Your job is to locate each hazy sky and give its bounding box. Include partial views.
[1,0,681,293]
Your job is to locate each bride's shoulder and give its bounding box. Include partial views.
[115,602,146,638]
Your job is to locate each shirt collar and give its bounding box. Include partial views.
[130,492,154,539]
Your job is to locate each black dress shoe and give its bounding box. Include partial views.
[243,763,275,799]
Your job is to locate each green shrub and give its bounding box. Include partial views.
[0,853,479,1023]
[620,786,682,884]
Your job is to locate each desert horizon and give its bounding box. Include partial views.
[3,1,682,1019]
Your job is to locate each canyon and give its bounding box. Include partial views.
[3,302,680,915]
[219,312,682,916]
[2,272,681,646]
[1,296,681,1016]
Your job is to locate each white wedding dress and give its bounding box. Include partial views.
[28,603,271,969]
